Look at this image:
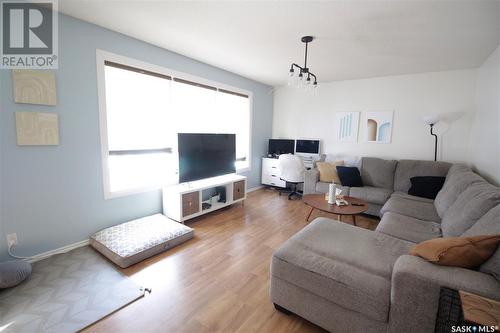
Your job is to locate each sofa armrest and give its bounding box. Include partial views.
[388,255,500,333]
[304,168,320,195]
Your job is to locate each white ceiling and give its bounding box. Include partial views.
[59,1,500,86]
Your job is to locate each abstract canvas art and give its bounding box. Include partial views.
[365,111,394,143]
[335,112,360,142]
[15,111,59,146]
[12,70,57,106]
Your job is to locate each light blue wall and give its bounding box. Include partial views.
[0,78,3,258]
[0,14,273,260]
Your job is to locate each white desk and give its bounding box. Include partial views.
[261,157,286,188]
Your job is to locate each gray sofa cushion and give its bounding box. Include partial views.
[434,166,484,217]
[462,204,500,280]
[361,157,398,189]
[0,261,32,288]
[380,196,441,222]
[393,160,451,193]
[350,186,393,205]
[376,212,441,243]
[444,163,471,175]
[271,218,413,322]
[462,204,500,237]
[441,182,500,237]
[391,191,434,203]
[315,182,349,195]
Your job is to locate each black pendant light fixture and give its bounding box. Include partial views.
[288,36,318,93]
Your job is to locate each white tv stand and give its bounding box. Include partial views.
[162,174,246,223]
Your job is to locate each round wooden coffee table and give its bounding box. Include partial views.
[303,194,368,226]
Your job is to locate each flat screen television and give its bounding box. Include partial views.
[268,139,295,156]
[178,133,236,183]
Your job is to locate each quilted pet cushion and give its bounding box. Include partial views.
[90,214,194,268]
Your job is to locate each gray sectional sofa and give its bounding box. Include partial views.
[304,155,451,216]
[271,161,500,333]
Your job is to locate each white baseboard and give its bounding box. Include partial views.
[247,185,264,193]
[28,239,90,263]
[25,187,263,263]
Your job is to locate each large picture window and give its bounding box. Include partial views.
[97,51,252,198]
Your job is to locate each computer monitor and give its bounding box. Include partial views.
[268,139,295,156]
[295,139,320,169]
[295,139,320,157]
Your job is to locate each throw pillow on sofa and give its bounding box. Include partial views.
[317,161,344,183]
[336,166,363,187]
[408,176,446,199]
[409,235,500,269]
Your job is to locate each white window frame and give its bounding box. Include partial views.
[96,49,253,199]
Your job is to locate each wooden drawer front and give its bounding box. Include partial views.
[233,180,245,201]
[182,192,199,217]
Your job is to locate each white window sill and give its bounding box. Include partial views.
[236,167,251,174]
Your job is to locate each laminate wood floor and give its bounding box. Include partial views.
[85,188,379,333]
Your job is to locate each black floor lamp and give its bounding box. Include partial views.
[423,115,443,161]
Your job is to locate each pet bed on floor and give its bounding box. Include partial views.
[90,214,194,268]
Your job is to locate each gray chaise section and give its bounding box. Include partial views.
[271,163,500,333]
[270,277,388,333]
[270,218,412,332]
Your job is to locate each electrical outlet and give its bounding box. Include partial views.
[6,233,18,247]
